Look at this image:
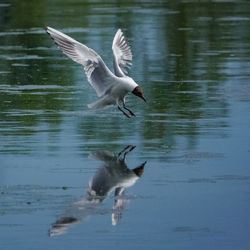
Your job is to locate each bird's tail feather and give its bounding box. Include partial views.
[88,96,114,109]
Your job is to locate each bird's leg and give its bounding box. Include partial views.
[118,145,131,157]
[122,102,135,117]
[124,106,135,116]
[118,145,136,161]
[123,145,136,160]
[118,106,131,118]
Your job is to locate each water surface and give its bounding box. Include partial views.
[1,1,250,249]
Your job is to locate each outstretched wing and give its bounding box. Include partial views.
[46,27,114,97]
[112,29,132,77]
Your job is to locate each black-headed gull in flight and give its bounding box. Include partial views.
[46,27,146,118]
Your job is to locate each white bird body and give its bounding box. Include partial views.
[88,76,138,109]
[46,27,146,117]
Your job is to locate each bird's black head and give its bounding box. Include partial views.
[133,161,147,177]
[132,86,146,102]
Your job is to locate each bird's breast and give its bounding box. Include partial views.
[111,84,129,99]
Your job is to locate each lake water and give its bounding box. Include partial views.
[1,0,250,249]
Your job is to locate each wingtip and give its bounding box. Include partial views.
[46,26,60,35]
[46,26,53,35]
[115,28,124,37]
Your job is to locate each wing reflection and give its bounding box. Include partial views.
[49,145,146,237]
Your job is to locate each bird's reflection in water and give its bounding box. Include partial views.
[49,145,146,236]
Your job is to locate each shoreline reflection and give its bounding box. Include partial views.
[49,145,147,237]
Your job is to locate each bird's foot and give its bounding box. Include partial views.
[123,106,136,117]
[118,145,136,160]
[123,112,131,118]
[128,110,136,117]
[118,106,131,118]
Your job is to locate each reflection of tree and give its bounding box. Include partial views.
[0,0,91,151]
[0,0,244,154]
[133,1,233,150]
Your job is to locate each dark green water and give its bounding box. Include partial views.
[1,1,250,249]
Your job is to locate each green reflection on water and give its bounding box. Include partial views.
[1,0,250,155]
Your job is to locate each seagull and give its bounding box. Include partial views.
[46,27,146,118]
